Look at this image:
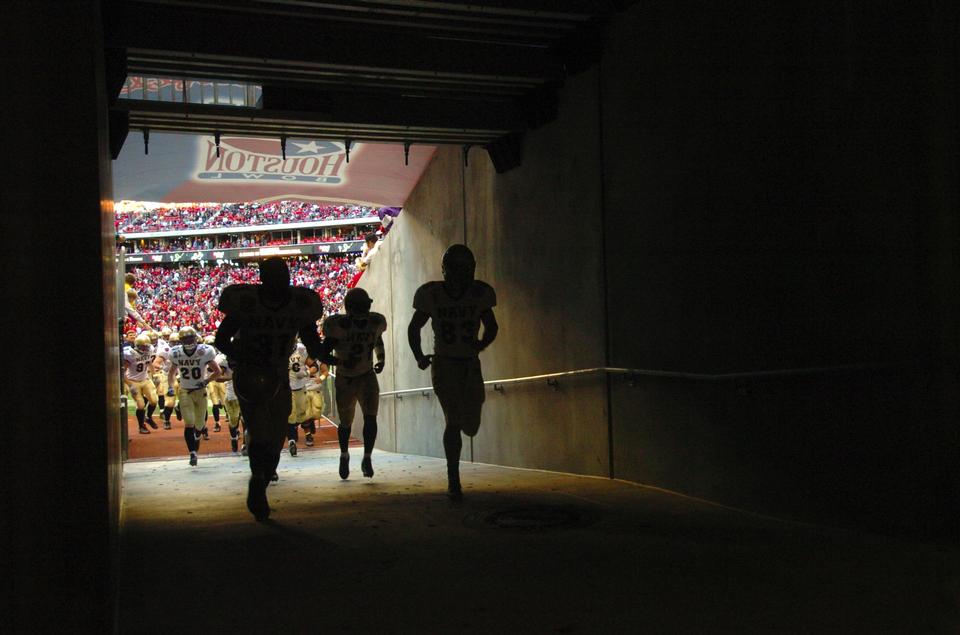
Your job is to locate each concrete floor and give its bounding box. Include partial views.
[118,450,959,634]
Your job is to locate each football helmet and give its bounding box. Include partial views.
[148,331,159,345]
[178,326,198,350]
[160,326,172,339]
[204,335,216,346]
[135,333,152,354]
[441,244,475,289]
[344,287,373,316]
[168,332,180,345]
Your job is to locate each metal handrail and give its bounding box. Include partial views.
[378,361,902,398]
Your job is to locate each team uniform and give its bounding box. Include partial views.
[123,342,160,433]
[322,294,386,480]
[205,342,226,433]
[153,337,174,428]
[323,312,387,426]
[216,281,323,511]
[303,365,327,428]
[167,342,218,465]
[215,352,243,452]
[286,342,310,453]
[412,280,496,436]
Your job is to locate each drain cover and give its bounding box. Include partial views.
[487,507,583,530]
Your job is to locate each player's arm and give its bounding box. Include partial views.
[373,334,386,373]
[299,322,326,364]
[475,308,499,352]
[205,358,222,385]
[166,364,177,396]
[407,309,431,369]
[214,315,241,361]
[215,364,233,382]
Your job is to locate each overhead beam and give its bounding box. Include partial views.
[116,100,514,145]
[107,3,566,85]
[122,0,596,44]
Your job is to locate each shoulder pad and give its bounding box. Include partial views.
[218,284,257,315]
[291,286,324,320]
[472,281,496,306]
[370,312,387,328]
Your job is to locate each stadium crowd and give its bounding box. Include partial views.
[116,201,377,234]
[130,256,357,333]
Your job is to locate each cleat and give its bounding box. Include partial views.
[240,444,248,457]
[138,424,150,435]
[288,440,297,457]
[339,455,349,480]
[202,428,210,441]
[213,422,221,433]
[146,417,158,430]
[189,453,197,467]
[446,484,463,502]
[270,471,279,482]
[305,432,314,447]
[230,437,239,453]
[246,475,270,521]
[163,420,171,430]
[361,456,374,478]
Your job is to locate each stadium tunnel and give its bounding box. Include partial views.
[5,1,960,632]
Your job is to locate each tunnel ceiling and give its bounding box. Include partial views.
[103,0,633,171]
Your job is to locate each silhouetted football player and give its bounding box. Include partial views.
[319,287,386,480]
[408,244,498,500]
[215,257,324,521]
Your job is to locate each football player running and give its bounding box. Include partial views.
[154,327,174,428]
[166,326,221,467]
[215,257,324,522]
[303,361,329,446]
[212,350,243,453]
[123,333,162,435]
[204,335,226,434]
[286,340,312,456]
[407,244,498,500]
[320,287,386,480]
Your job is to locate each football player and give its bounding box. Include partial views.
[286,339,312,456]
[215,257,324,521]
[320,287,386,480]
[212,350,243,453]
[303,360,329,446]
[204,335,225,434]
[157,326,180,430]
[123,333,162,435]
[166,326,221,466]
[407,244,498,500]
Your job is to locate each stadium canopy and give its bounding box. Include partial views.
[114,131,435,207]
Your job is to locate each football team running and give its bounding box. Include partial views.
[125,245,497,521]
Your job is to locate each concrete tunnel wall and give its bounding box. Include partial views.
[359,66,610,477]
[357,1,959,537]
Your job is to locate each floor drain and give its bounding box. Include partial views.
[487,507,583,530]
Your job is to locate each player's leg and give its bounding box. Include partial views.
[432,358,468,499]
[209,382,224,432]
[303,389,322,446]
[142,379,160,429]
[177,387,198,464]
[130,383,149,434]
[358,372,380,478]
[286,390,303,457]
[180,389,207,465]
[334,375,359,479]
[264,383,292,481]
[225,397,242,453]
